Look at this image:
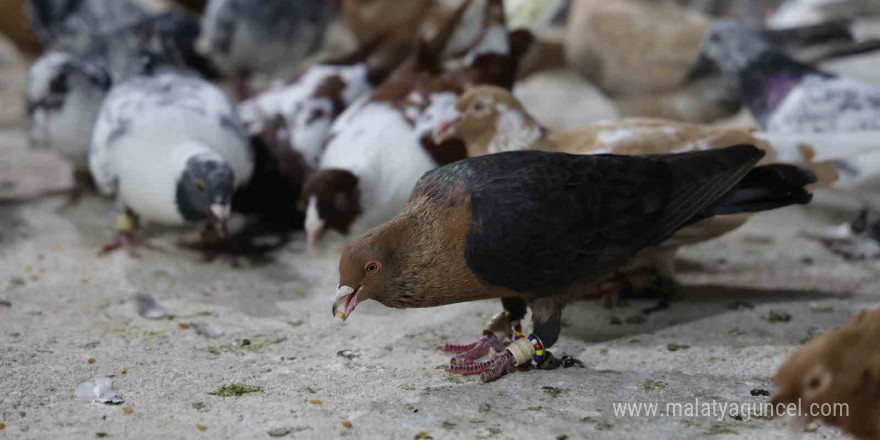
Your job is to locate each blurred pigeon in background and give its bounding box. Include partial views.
[198,0,334,97]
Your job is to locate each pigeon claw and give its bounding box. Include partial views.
[442,334,506,364]
[99,232,157,257]
[445,351,515,383]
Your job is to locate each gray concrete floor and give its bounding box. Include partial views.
[2,124,879,439]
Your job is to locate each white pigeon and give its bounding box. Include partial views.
[90,66,254,252]
[27,51,111,171]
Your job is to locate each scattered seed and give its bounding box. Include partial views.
[196,424,207,431]
[441,421,456,429]
[88,358,96,364]
[341,420,352,429]
[414,431,433,440]
[178,322,191,330]
[308,399,323,405]
[80,278,89,284]
[0,423,5,429]
[121,406,133,414]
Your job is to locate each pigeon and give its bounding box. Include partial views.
[198,0,334,95]
[434,85,873,175]
[89,64,254,253]
[26,0,152,54]
[27,50,111,171]
[774,305,880,439]
[704,19,880,254]
[301,0,532,248]
[334,146,816,382]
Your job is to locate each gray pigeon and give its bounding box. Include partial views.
[89,65,254,253]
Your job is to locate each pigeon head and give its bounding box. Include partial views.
[333,221,407,321]
[27,51,110,118]
[176,152,235,234]
[701,20,771,78]
[434,85,543,156]
[301,169,362,247]
[773,309,879,436]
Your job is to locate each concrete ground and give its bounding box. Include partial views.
[2,118,880,440]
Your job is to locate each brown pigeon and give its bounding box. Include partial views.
[334,146,816,382]
[774,306,880,439]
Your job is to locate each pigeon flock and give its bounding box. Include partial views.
[12,0,880,437]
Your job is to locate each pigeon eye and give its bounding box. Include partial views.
[803,365,832,398]
[472,102,485,112]
[194,179,207,191]
[365,261,380,273]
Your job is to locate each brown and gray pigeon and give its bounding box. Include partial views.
[334,145,816,382]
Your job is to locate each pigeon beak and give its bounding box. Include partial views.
[210,204,231,237]
[433,116,461,145]
[332,285,362,322]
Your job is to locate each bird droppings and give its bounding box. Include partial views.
[478,402,491,413]
[76,376,124,405]
[762,311,792,323]
[475,427,502,438]
[557,436,569,440]
[341,420,353,429]
[191,322,224,338]
[441,421,456,429]
[267,427,291,437]
[121,407,133,415]
[95,432,107,438]
[609,316,623,325]
[336,349,359,360]
[195,423,207,431]
[207,384,264,397]
[541,386,565,398]
[133,293,169,320]
[413,431,433,440]
[404,403,418,413]
[191,402,207,412]
[642,380,668,392]
[667,343,691,352]
[750,389,771,397]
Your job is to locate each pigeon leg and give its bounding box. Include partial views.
[99,210,154,256]
[442,297,527,364]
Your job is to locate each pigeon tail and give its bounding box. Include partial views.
[701,164,816,217]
